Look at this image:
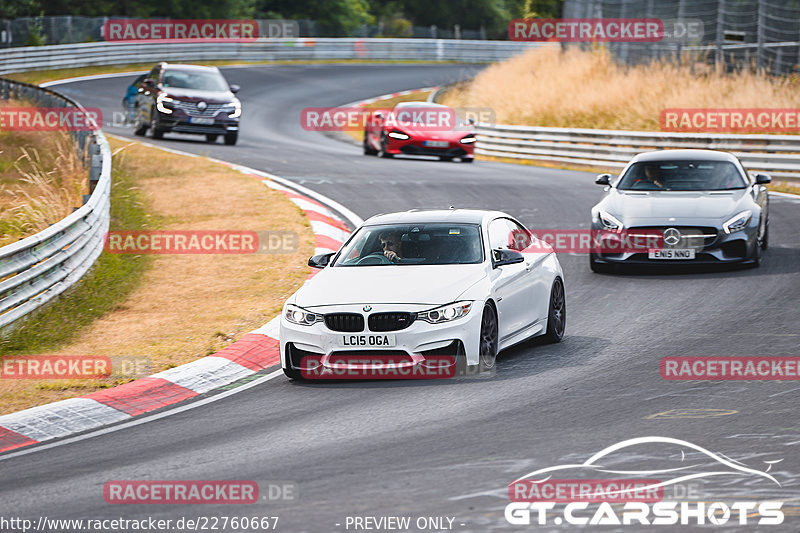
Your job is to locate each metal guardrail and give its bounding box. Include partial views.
[474,124,800,180]
[0,38,539,74]
[0,78,110,331]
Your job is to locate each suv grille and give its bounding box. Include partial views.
[324,313,364,332]
[171,100,224,117]
[368,312,415,332]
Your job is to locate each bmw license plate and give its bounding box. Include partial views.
[189,117,215,125]
[337,334,396,348]
[648,248,695,260]
[423,140,449,148]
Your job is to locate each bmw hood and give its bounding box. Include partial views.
[604,189,749,222]
[293,264,487,308]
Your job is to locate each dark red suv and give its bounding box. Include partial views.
[133,63,241,145]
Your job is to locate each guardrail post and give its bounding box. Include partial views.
[757,0,765,72]
[716,0,725,71]
[89,138,102,194]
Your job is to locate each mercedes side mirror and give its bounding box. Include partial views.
[595,173,611,186]
[755,173,772,184]
[308,253,334,269]
[492,248,524,269]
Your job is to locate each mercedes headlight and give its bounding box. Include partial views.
[387,130,410,140]
[417,301,473,324]
[156,93,174,114]
[284,304,323,326]
[597,210,623,231]
[722,210,752,234]
[225,98,241,118]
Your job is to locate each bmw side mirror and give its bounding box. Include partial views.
[595,173,611,186]
[755,173,771,184]
[492,249,524,269]
[308,253,334,269]
[229,84,241,94]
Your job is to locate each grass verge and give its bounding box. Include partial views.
[0,109,88,246]
[442,46,800,131]
[0,137,313,414]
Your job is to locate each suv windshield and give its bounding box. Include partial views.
[161,69,229,91]
[617,160,748,191]
[332,223,483,266]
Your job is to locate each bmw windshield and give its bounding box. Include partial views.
[332,224,483,266]
[617,160,748,191]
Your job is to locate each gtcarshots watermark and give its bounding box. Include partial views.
[104,230,298,254]
[661,108,800,133]
[0,107,101,131]
[509,18,703,43]
[104,480,297,504]
[300,106,493,131]
[661,357,800,380]
[0,355,151,379]
[503,437,785,527]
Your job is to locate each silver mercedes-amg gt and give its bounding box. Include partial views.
[590,149,770,271]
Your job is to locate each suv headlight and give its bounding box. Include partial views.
[597,210,623,231]
[284,304,323,326]
[156,93,174,114]
[722,210,752,234]
[225,98,241,118]
[417,301,472,324]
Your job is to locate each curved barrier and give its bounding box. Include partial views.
[474,124,800,179]
[0,38,538,74]
[0,79,110,331]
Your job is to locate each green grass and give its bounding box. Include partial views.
[0,144,158,354]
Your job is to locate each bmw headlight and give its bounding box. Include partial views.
[225,98,241,118]
[597,210,623,231]
[387,130,410,140]
[459,134,477,144]
[156,93,174,114]
[722,210,752,234]
[417,301,473,324]
[284,304,323,326]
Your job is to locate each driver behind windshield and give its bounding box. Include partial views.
[379,231,403,263]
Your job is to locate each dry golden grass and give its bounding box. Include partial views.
[442,46,800,131]
[0,108,88,246]
[0,137,314,414]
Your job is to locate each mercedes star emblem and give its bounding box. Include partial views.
[663,227,681,246]
[197,101,207,111]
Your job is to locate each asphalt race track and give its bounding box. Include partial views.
[2,65,800,532]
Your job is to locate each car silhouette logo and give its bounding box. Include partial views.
[510,436,782,500]
[663,227,681,246]
[363,305,372,312]
[197,101,208,111]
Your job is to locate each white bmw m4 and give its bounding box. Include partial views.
[280,209,565,380]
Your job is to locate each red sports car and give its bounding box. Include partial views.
[363,102,476,162]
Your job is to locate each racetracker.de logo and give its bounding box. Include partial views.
[661,357,800,380]
[509,18,663,42]
[510,229,663,254]
[661,108,800,133]
[300,106,492,132]
[104,481,259,504]
[102,20,258,42]
[0,356,111,379]
[299,355,457,380]
[0,107,101,131]
[104,230,298,254]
